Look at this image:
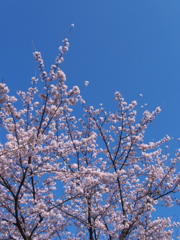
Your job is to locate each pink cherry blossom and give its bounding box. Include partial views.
[0,34,179,240]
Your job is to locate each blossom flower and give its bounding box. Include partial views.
[34,101,39,107]
[10,96,17,103]
[84,81,89,86]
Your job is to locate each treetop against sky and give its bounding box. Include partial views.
[0,24,180,239]
[1,1,180,239]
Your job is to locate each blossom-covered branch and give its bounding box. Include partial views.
[0,28,180,239]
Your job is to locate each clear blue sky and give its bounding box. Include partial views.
[0,0,180,231]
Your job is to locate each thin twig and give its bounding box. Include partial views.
[31,39,36,52]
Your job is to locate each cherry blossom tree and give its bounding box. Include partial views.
[0,27,180,239]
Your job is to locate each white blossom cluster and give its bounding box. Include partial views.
[0,34,180,240]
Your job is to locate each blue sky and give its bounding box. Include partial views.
[1,0,180,234]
